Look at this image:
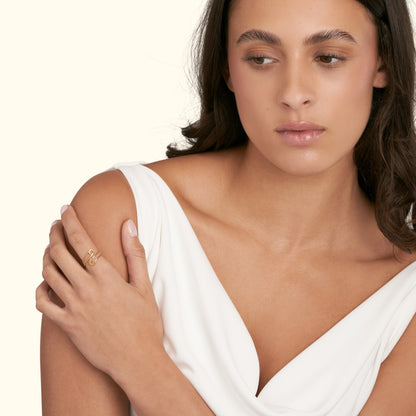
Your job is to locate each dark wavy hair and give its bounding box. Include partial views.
[166,0,416,252]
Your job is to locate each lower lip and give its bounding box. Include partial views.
[277,129,325,146]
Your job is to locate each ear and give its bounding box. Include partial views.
[223,64,234,92]
[373,58,388,88]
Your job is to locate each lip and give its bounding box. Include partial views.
[275,121,326,146]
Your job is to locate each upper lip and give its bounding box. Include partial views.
[276,121,326,132]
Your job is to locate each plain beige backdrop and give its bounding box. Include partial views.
[1,1,415,414]
[1,1,204,414]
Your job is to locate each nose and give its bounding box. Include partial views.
[279,62,314,110]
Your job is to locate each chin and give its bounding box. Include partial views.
[262,140,358,177]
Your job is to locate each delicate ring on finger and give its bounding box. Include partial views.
[83,248,101,267]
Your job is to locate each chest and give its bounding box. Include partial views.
[188,212,407,396]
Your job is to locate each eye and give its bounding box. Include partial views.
[316,54,345,66]
[246,55,275,66]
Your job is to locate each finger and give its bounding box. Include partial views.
[60,205,106,275]
[49,220,90,288]
[42,246,74,306]
[36,281,68,328]
[121,219,152,291]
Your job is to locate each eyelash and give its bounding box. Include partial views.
[245,53,346,68]
[315,53,346,66]
[245,54,275,68]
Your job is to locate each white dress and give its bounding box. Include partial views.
[114,161,416,416]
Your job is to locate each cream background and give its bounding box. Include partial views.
[1,1,204,414]
[0,1,415,414]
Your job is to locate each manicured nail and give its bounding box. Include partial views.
[127,219,138,237]
[60,205,68,215]
[51,220,59,227]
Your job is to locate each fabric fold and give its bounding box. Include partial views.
[113,161,416,416]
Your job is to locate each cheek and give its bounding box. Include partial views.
[230,68,270,106]
[330,65,376,136]
[228,59,275,133]
[228,51,274,102]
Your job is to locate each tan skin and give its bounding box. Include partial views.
[37,0,416,414]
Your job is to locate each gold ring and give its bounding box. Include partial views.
[83,248,101,267]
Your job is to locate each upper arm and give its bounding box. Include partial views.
[358,314,416,415]
[40,169,137,415]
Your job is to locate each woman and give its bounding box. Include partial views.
[36,0,416,414]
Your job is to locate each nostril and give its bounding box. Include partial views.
[282,97,312,109]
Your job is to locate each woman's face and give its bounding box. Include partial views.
[226,0,387,176]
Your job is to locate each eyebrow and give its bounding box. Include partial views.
[305,29,357,45]
[236,29,357,46]
[237,29,280,45]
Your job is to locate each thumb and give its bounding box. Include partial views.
[121,219,151,288]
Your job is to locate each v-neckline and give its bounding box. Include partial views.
[140,162,416,399]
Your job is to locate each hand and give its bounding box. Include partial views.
[36,205,165,381]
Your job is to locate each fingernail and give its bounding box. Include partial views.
[51,220,58,227]
[60,205,68,215]
[126,219,138,237]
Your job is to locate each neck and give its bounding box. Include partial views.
[224,144,375,254]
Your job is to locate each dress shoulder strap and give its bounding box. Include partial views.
[380,267,416,361]
[111,161,163,283]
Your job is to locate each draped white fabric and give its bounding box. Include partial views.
[114,161,416,416]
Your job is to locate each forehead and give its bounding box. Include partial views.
[228,0,376,45]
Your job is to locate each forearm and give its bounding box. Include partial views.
[113,350,215,416]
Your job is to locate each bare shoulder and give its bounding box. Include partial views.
[145,151,223,187]
[70,168,137,279]
[72,168,136,222]
[145,147,244,211]
[359,307,416,415]
[70,150,235,266]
